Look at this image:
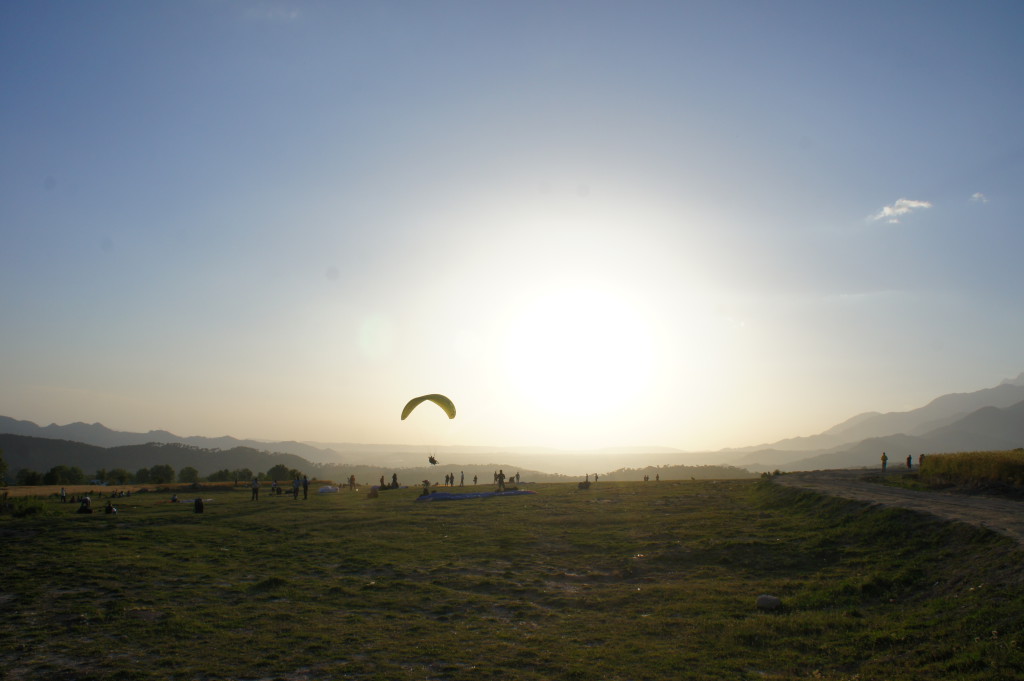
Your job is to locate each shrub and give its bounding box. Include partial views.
[3,497,54,518]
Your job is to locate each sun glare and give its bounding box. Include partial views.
[502,287,654,419]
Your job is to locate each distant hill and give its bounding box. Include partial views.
[0,416,343,464]
[922,399,1024,451]
[771,399,1024,472]
[0,434,315,480]
[0,434,699,486]
[724,374,1024,455]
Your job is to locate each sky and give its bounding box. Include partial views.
[2,1,1023,453]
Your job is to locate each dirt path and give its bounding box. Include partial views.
[775,469,1024,545]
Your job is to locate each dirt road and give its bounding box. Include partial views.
[775,469,1024,545]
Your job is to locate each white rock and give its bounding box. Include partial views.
[756,594,782,610]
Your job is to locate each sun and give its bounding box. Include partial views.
[501,286,654,419]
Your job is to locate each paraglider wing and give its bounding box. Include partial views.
[401,394,456,420]
[428,455,438,465]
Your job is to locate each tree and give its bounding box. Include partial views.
[43,465,86,485]
[94,468,108,483]
[108,468,133,485]
[266,464,292,481]
[149,464,175,484]
[178,466,200,484]
[16,469,43,486]
[135,467,151,484]
[207,468,232,483]
[208,468,254,484]
[0,448,7,485]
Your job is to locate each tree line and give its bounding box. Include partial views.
[0,435,317,486]
[4,455,307,487]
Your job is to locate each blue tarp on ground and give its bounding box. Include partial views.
[414,490,537,502]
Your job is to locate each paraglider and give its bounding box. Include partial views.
[401,394,456,420]
[402,393,453,468]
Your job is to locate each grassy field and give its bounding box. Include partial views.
[919,450,1024,490]
[2,479,1023,680]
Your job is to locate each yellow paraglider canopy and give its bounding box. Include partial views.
[401,394,456,420]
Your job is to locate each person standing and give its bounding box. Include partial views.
[60,487,67,503]
[906,455,912,470]
[881,452,888,471]
[302,475,309,499]
[292,476,300,499]
[497,469,506,491]
[251,478,260,501]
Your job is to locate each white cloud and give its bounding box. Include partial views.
[970,192,988,203]
[870,198,932,223]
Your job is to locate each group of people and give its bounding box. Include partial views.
[72,496,118,515]
[250,476,309,501]
[441,472,465,487]
[377,473,401,490]
[413,470,523,492]
[432,471,532,489]
[880,452,923,471]
[494,470,521,489]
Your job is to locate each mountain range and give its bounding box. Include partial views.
[1,372,1023,475]
[725,373,1024,471]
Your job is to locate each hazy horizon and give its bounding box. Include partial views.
[8,365,1023,456]
[3,3,1023,452]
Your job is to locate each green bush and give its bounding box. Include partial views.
[3,497,55,518]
